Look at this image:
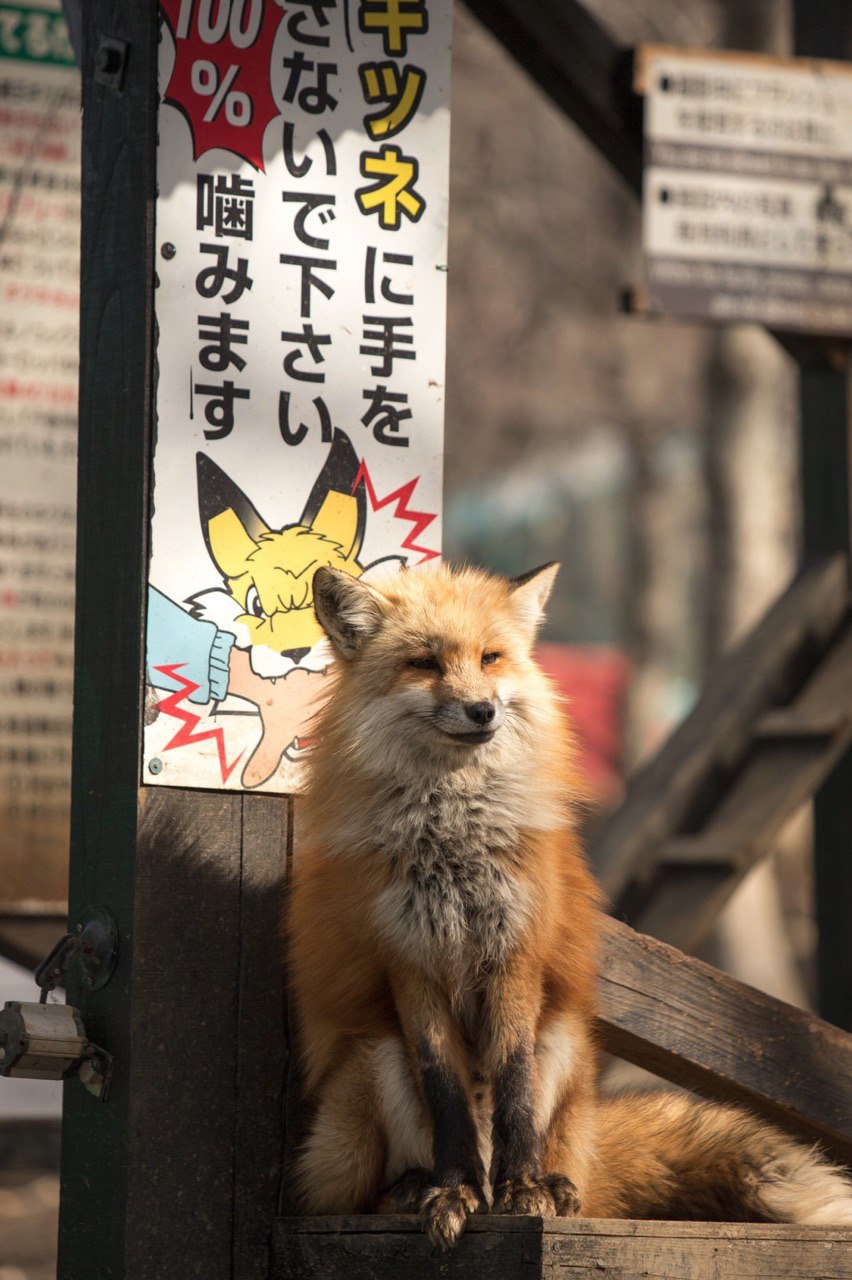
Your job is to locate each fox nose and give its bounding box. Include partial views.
[465,700,496,727]
[283,646,311,664]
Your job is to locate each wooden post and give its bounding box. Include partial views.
[58,4,290,1276]
[793,1,852,1033]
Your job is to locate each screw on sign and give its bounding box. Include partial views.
[160,0,285,171]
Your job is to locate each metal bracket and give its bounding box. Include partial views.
[76,906,119,992]
[34,906,118,998]
[94,36,129,91]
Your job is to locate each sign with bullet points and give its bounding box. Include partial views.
[636,44,852,334]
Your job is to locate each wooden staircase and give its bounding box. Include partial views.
[590,554,852,950]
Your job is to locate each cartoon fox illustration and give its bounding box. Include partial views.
[289,562,852,1248]
[191,429,378,678]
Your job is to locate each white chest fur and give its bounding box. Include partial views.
[370,773,533,976]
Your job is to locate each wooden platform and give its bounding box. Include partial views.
[272,1216,852,1279]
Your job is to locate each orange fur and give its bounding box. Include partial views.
[288,562,852,1246]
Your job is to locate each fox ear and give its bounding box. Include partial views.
[313,566,385,659]
[197,453,268,580]
[508,562,560,634]
[301,430,366,562]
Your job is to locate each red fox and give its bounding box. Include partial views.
[288,562,852,1248]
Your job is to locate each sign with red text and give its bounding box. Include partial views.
[146,0,452,794]
[0,0,79,905]
[637,45,852,333]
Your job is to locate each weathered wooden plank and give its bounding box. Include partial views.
[233,795,291,1280]
[271,1216,852,1279]
[126,789,243,1280]
[597,916,852,1166]
[541,1219,852,1279]
[279,804,311,1216]
[591,555,848,904]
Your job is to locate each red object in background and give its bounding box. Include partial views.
[160,0,284,171]
[535,644,630,804]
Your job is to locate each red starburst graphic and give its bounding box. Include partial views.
[154,664,244,783]
[353,460,439,564]
[160,0,284,172]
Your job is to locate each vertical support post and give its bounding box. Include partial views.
[794,1,852,1031]
[58,4,290,1276]
[58,1,158,1273]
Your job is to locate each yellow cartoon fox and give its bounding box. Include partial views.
[191,430,394,678]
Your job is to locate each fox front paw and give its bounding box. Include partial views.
[541,1172,581,1216]
[376,1167,433,1213]
[420,1182,487,1249]
[492,1173,580,1218]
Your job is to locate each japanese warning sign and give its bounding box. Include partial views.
[147,0,452,793]
[0,0,79,903]
[637,45,852,333]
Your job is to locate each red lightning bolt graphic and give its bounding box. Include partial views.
[154,664,244,784]
[353,461,439,563]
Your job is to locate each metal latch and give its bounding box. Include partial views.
[0,1002,113,1099]
[0,908,118,1100]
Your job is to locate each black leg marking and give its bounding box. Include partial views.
[418,1049,484,1187]
[491,1042,581,1219]
[417,1044,486,1248]
[491,1042,539,1185]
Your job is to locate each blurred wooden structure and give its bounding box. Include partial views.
[0,902,66,972]
[592,555,852,950]
[57,1,852,1278]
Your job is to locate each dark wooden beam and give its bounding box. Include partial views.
[57,5,290,1277]
[462,0,642,194]
[597,916,852,1167]
[272,1217,852,1279]
[794,0,852,1033]
[58,1,157,1271]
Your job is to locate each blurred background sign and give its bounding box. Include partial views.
[0,0,79,949]
[636,43,852,334]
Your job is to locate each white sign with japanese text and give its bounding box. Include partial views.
[638,45,852,332]
[146,0,451,793]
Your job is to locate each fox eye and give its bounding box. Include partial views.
[245,586,265,619]
[482,651,501,666]
[409,655,442,673]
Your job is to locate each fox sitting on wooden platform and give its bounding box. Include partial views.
[288,562,852,1248]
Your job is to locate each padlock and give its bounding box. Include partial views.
[0,909,117,1101]
[0,1001,113,1099]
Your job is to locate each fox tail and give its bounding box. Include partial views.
[585,1091,852,1225]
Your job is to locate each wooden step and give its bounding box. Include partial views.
[590,558,852,950]
[597,917,852,1167]
[591,555,848,902]
[272,1216,852,1279]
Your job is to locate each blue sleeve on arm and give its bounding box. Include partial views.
[146,586,235,705]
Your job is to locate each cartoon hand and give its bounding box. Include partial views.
[226,649,329,788]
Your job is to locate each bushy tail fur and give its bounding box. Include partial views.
[584,1092,852,1225]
